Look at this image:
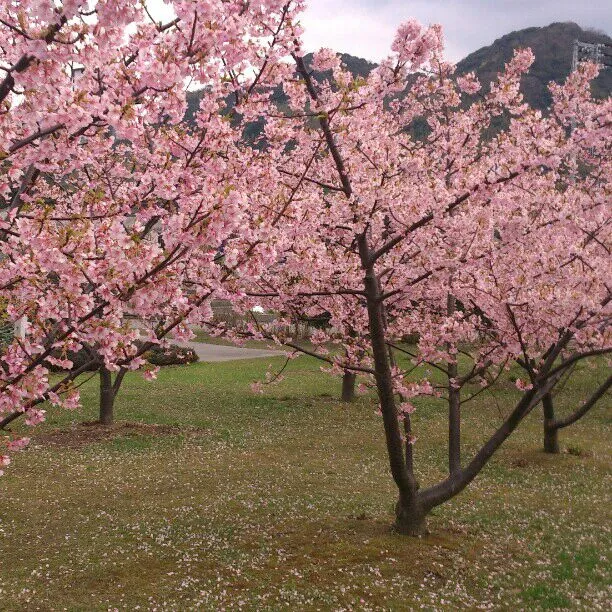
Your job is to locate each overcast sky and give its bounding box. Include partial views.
[149,1,610,63]
[300,0,611,62]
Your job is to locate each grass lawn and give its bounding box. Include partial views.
[0,356,610,610]
[191,329,275,350]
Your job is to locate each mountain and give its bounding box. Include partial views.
[184,52,376,139]
[184,22,611,127]
[456,22,612,109]
[328,23,612,109]
[306,52,377,79]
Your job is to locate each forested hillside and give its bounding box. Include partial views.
[185,22,611,126]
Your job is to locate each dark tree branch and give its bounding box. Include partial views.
[552,373,612,430]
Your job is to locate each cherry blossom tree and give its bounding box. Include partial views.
[508,72,612,453]
[0,0,302,462]
[1,3,608,544]
[232,24,610,534]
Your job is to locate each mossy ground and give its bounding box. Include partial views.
[0,356,610,610]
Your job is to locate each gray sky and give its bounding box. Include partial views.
[300,0,612,61]
[148,1,611,63]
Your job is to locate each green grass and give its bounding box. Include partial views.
[0,356,610,610]
[191,328,275,349]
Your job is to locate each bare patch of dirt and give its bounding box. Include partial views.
[34,421,202,448]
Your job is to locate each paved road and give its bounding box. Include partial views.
[178,340,284,363]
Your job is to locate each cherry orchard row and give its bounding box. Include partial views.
[228,26,610,532]
[1,2,609,534]
[0,0,303,446]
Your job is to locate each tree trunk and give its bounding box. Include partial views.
[419,373,564,513]
[99,366,115,426]
[542,393,560,454]
[404,413,415,474]
[395,493,427,536]
[448,382,462,471]
[447,294,461,474]
[359,234,420,534]
[341,370,356,402]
